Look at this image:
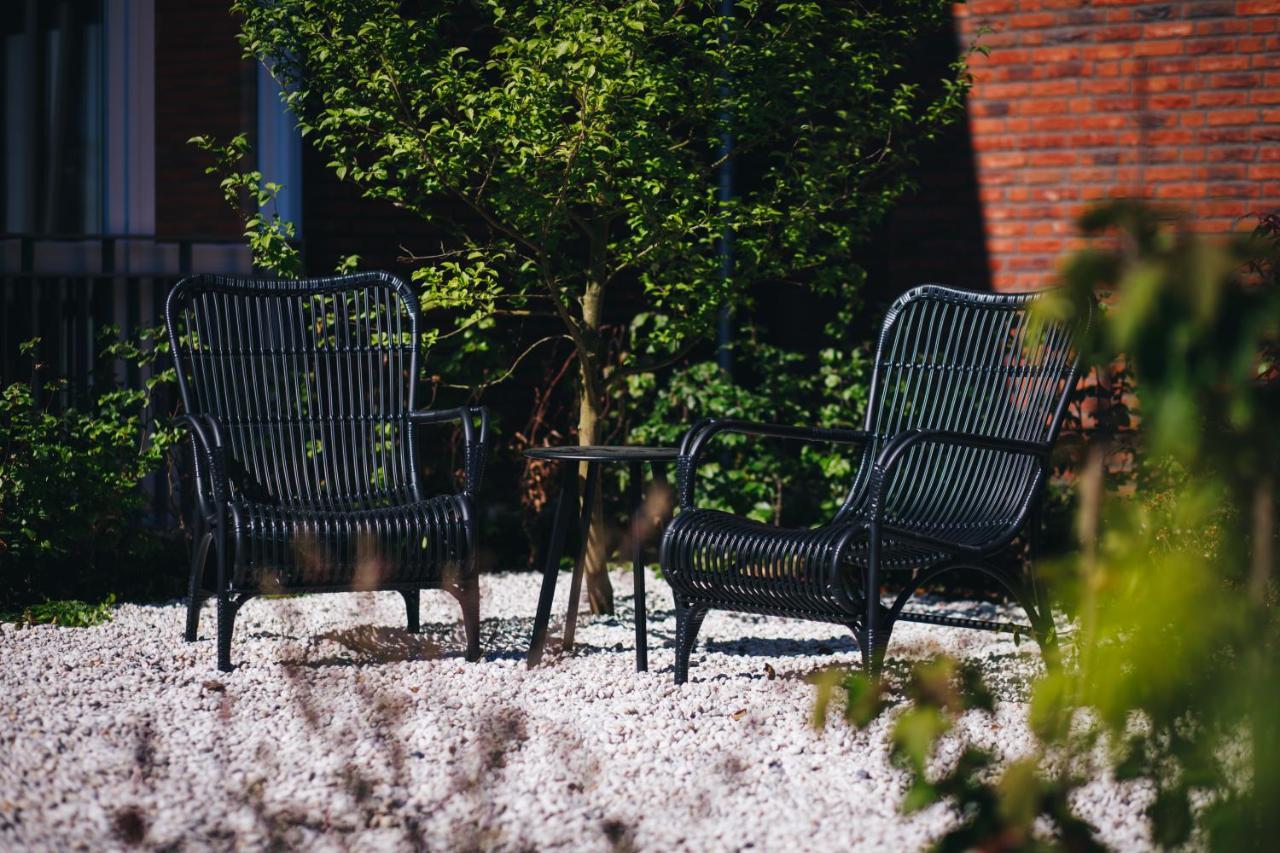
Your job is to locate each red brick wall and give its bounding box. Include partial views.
[155,1,252,240]
[953,0,1280,291]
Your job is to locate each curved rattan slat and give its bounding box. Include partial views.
[167,272,485,671]
[660,284,1088,683]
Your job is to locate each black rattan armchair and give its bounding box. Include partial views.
[166,272,489,671]
[661,285,1088,683]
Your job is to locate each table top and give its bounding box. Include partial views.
[523,445,680,463]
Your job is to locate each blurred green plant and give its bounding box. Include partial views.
[0,330,180,610]
[813,202,1280,851]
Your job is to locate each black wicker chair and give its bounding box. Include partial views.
[661,284,1088,683]
[166,272,489,671]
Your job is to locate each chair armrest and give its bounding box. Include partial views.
[174,414,232,515]
[408,406,491,495]
[676,417,873,508]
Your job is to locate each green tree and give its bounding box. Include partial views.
[226,0,970,609]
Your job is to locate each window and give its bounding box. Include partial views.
[2,0,105,235]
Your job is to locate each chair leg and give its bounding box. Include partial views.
[401,590,421,634]
[185,531,212,642]
[459,582,481,662]
[858,607,892,676]
[857,627,891,676]
[216,593,238,673]
[673,597,708,685]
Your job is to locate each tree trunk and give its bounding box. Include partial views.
[578,279,614,614]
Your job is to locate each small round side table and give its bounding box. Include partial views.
[524,445,679,671]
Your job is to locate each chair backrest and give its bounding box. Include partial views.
[166,272,423,508]
[843,285,1086,548]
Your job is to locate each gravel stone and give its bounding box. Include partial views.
[0,570,1152,851]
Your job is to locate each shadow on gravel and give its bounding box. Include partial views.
[279,625,444,667]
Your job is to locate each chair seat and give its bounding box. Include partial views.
[226,494,473,590]
[661,508,953,617]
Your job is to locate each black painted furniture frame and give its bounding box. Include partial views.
[166,272,489,671]
[660,285,1088,683]
[524,446,677,671]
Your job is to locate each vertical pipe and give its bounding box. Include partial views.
[715,0,734,379]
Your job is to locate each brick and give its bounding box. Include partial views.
[1081,78,1132,95]
[1211,73,1263,88]
[984,48,1034,65]
[1146,165,1195,182]
[1198,127,1251,143]
[1197,55,1252,71]
[1205,182,1261,198]
[979,152,1029,170]
[1185,38,1239,55]
[1146,57,1197,73]
[1096,25,1143,41]
[1196,201,1250,217]
[1206,146,1259,162]
[1205,109,1259,125]
[1019,239,1066,253]
[1196,90,1250,107]
[1200,164,1248,180]
[1249,163,1280,179]
[1143,22,1193,39]
[1143,75,1187,93]
[1238,1,1280,13]
[1084,43,1135,61]
[1153,183,1206,199]
[1019,98,1072,115]
[1039,61,1087,79]
[1028,151,1078,167]
[1152,126,1198,143]
[1149,94,1194,109]
[1132,40,1184,57]
[1078,114,1131,130]
[1196,19,1252,36]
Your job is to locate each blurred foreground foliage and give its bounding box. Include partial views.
[815,202,1280,851]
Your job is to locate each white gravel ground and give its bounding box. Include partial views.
[0,570,1153,851]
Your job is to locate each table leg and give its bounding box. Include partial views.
[527,462,577,668]
[629,460,647,672]
[561,460,599,653]
[651,461,671,528]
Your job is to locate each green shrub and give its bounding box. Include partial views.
[0,332,180,610]
[1,595,116,628]
[626,319,870,525]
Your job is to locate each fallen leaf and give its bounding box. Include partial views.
[731,708,748,721]
[201,680,225,693]
[764,663,776,680]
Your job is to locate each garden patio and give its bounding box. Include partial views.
[3,1,1280,851]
